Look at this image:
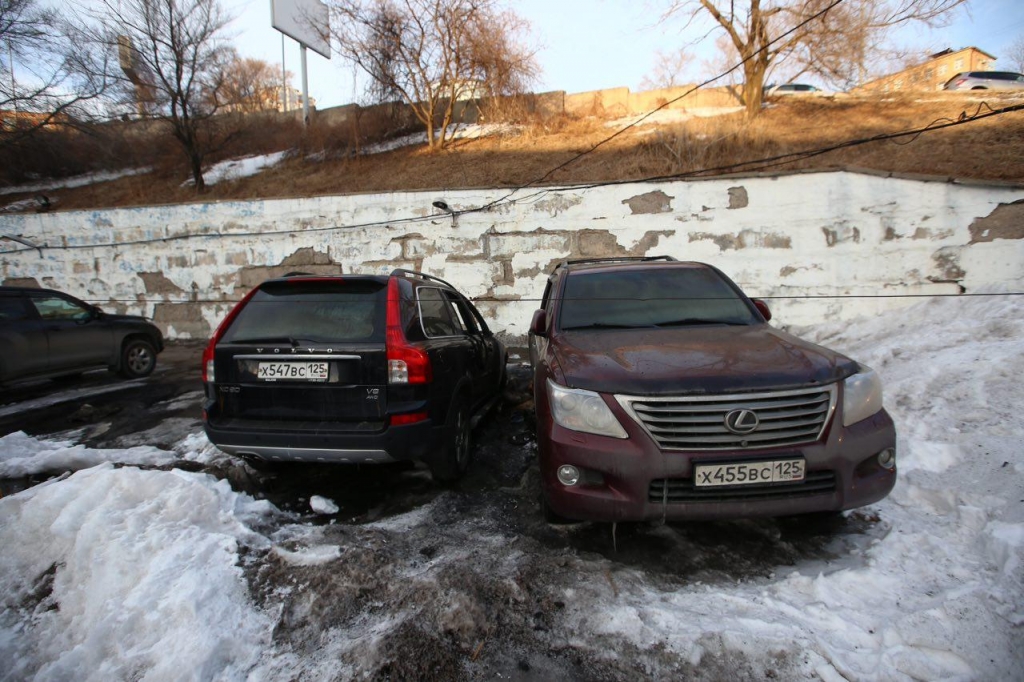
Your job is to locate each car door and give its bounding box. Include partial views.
[447,292,500,402]
[0,292,48,381]
[417,287,478,405]
[28,291,113,373]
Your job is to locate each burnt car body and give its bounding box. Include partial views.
[202,270,506,482]
[0,286,163,384]
[528,257,896,522]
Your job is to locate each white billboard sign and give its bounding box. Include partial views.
[271,0,331,59]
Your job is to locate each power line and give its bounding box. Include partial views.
[466,0,850,214]
[4,96,1018,258]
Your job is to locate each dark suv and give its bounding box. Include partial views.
[0,286,163,384]
[528,257,896,522]
[202,270,506,481]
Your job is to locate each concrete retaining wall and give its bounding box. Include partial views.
[2,172,1022,345]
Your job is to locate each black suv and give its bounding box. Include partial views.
[202,270,507,481]
[0,286,163,384]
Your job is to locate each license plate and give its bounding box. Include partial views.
[257,362,329,382]
[694,459,805,487]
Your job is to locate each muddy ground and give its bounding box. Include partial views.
[0,342,884,680]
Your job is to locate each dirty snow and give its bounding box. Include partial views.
[181,151,290,187]
[361,123,518,154]
[604,106,746,129]
[0,167,151,196]
[0,292,1022,679]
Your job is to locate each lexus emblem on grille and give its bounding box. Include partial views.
[724,409,759,434]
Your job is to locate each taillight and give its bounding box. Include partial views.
[390,411,428,425]
[386,278,432,384]
[202,286,261,383]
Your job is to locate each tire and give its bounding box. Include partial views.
[429,400,471,484]
[119,338,157,378]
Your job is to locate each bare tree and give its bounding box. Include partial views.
[327,0,538,150]
[0,0,112,149]
[215,51,292,113]
[662,0,968,118]
[84,0,234,191]
[1007,33,1024,74]
[640,47,693,90]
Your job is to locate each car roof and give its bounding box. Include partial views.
[554,258,713,276]
[261,270,459,291]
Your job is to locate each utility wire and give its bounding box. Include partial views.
[466,0,850,214]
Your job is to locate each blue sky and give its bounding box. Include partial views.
[224,0,1024,110]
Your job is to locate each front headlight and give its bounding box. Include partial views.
[843,366,883,426]
[547,379,628,439]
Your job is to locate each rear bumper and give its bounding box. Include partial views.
[538,408,897,523]
[203,418,444,464]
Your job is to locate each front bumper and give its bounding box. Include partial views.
[538,408,897,523]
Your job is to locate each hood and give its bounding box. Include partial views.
[552,324,857,395]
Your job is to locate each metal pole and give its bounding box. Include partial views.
[301,44,309,126]
[8,44,17,114]
[281,34,288,113]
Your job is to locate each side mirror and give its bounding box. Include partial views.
[529,309,548,336]
[752,299,772,322]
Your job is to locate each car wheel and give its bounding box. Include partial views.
[119,338,157,378]
[429,400,471,483]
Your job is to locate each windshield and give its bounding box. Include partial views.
[222,280,387,344]
[558,267,759,331]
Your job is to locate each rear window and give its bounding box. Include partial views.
[221,280,387,344]
[558,267,758,330]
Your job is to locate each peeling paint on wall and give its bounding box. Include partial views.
[621,190,674,215]
[822,223,861,247]
[968,200,1024,243]
[727,186,748,209]
[689,230,791,251]
[930,247,966,283]
[533,194,583,217]
[138,272,185,295]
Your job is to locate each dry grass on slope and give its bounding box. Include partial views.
[25,93,1024,213]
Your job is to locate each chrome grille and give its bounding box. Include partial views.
[616,385,836,450]
[648,471,837,503]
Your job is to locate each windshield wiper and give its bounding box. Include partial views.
[561,322,656,331]
[652,318,748,327]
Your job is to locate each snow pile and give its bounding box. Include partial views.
[566,293,1024,680]
[310,495,339,515]
[604,106,745,129]
[183,151,290,187]
[0,464,277,680]
[0,167,151,196]
[361,123,518,155]
[0,431,176,478]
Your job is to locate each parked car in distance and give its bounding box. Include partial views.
[767,83,825,96]
[528,257,896,523]
[943,71,1024,90]
[0,285,163,385]
[202,270,507,482]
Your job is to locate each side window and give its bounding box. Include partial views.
[0,296,31,321]
[417,287,460,338]
[540,279,553,311]
[30,295,91,321]
[443,291,477,334]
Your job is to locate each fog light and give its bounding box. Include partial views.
[878,447,896,470]
[556,465,580,486]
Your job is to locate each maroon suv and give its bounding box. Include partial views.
[528,257,896,522]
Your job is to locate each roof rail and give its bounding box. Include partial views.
[557,255,677,270]
[390,268,458,291]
